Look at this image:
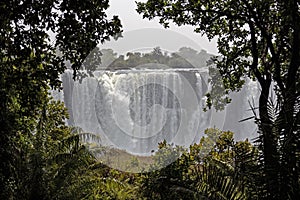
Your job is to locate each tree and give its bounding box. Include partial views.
[0,0,122,198]
[140,128,258,200]
[8,97,138,199]
[176,47,212,68]
[136,0,300,199]
[23,100,96,199]
[97,49,118,69]
[108,46,211,70]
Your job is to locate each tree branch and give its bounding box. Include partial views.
[249,21,264,85]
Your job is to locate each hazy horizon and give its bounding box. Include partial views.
[102,0,218,55]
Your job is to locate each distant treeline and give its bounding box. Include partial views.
[94,47,213,70]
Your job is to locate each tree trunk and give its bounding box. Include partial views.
[259,79,280,199]
[280,6,300,197]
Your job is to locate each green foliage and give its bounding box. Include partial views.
[140,141,192,200]
[97,49,119,69]
[0,0,122,198]
[140,128,259,200]
[2,97,140,199]
[3,99,93,199]
[107,46,209,70]
[136,1,300,198]
[176,47,212,69]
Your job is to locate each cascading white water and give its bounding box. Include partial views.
[92,70,202,155]
[56,69,259,155]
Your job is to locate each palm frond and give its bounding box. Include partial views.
[191,158,247,200]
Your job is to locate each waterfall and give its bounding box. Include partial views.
[56,69,259,155]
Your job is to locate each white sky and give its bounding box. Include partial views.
[103,0,218,55]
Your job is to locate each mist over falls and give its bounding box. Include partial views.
[49,47,260,155]
[53,67,259,155]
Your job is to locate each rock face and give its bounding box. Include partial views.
[56,68,259,155]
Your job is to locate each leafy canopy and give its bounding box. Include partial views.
[136,1,300,199]
[136,0,299,108]
[0,0,122,198]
